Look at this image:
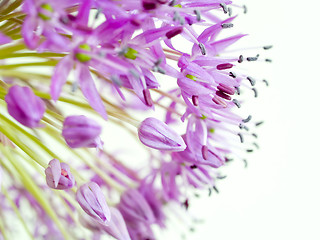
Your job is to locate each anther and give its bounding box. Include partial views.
[194,10,201,21]
[129,69,140,79]
[263,45,273,50]
[143,89,153,107]
[217,63,233,70]
[252,88,258,98]
[255,121,264,126]
[142,1,157,10]
[235,86,240,95]
[217,175,227,179]
[169,0,176,6]
[190,164,197,169]
[216,90,231,100]
[253,142,259,149]
[201,145,208,160]
[246,149,254,153]
[265,58,272,62]
[252,133,258,138]
[217,83,235,95]
[221,23,233,28]
[242,115,252,123]
[198,43,206,55]
[95,8,102,19]
[192,95,199,106]
[232,99,241,108]
[243,5,247,14]
[229,72,237,78]
[247,56,258,61]
[263,79,269,86]
[225,157,233,162]
[243,159,248,168]
[166,27,183,39]
[208,188,212,196]
[213,186,219,193]
[238,55,244,63]
[157,67,166,74]
[247,76,256,86]
[220,3,228,14]
[212,96,228,108]
[238,133,244,143]
[228,7,232,17]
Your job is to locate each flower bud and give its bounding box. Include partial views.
[76,182,111,224]
[138,117,186,151]
[62,115,103,148]
[45,159,75,190]
[5,85,45,128]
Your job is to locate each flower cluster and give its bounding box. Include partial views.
[0,0,270,239]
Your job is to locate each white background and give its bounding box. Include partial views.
[183,1,320,240]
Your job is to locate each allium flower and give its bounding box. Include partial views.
[0,0,269,239]
[76,182,111,224]
[62,115,103,148]
[138,117,186,151]
[45,159,75,190]
[5,85,45,128]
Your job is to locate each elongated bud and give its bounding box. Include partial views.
[45,159,75,190]
[62,115,103,148]
[138,117,186,151]
[76,182,111,224]
[118,189,156,224]
[5,85,45,128]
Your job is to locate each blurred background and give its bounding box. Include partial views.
[175,0,320,239]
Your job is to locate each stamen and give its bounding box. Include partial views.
[212,96,228,108]
[247,76,256,86]
[243,159,248,168]
[217,83,235,95]
[263,45,273,50]
[143,89,153,106]
[194,10,201,21]
[255,121,264,126]
[190,164,197,169]
[228,7,232,17]
[232,99,241,108]
[252,133,258,138]
[143,1,157,10]
[252,88,258,98]
[246,149,253,153]
[242,115,252,123]
[263,79,269,86]
[192,95,199,106]
[253,142,259,149]
[221,23,234,29]
[238,133,244,143]
[229,72,236,78]
[235,86,240,95]
[213,186,219,193]
[217,175,227,179]
[243,5,248,14]
[247,56,258,61]
[198,43,206,55]
[201,145,208,160]
[166,27,183,39]
[220,3,228,14]
[216,90,232,100]
[265,59,272,62]
[217,63,233,70]
[238,55,244,63]
[169,0,176,6]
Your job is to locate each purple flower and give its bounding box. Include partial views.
[76,182,111,224]
[45,159,75,190]
[0,33,11,45]
[62,115,103,149]
[5,85,45,128]
[138,117,186,151]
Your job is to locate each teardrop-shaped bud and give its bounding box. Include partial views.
[5,85,45,128]
[138,117,186,151]
[76,182,111,224]
[62,115,103,148]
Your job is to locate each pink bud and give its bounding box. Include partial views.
[45,159,75,190]
[5,85,45,128]
[62,115,103,148]
[76,182,111,224]
[138,117,186,151]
